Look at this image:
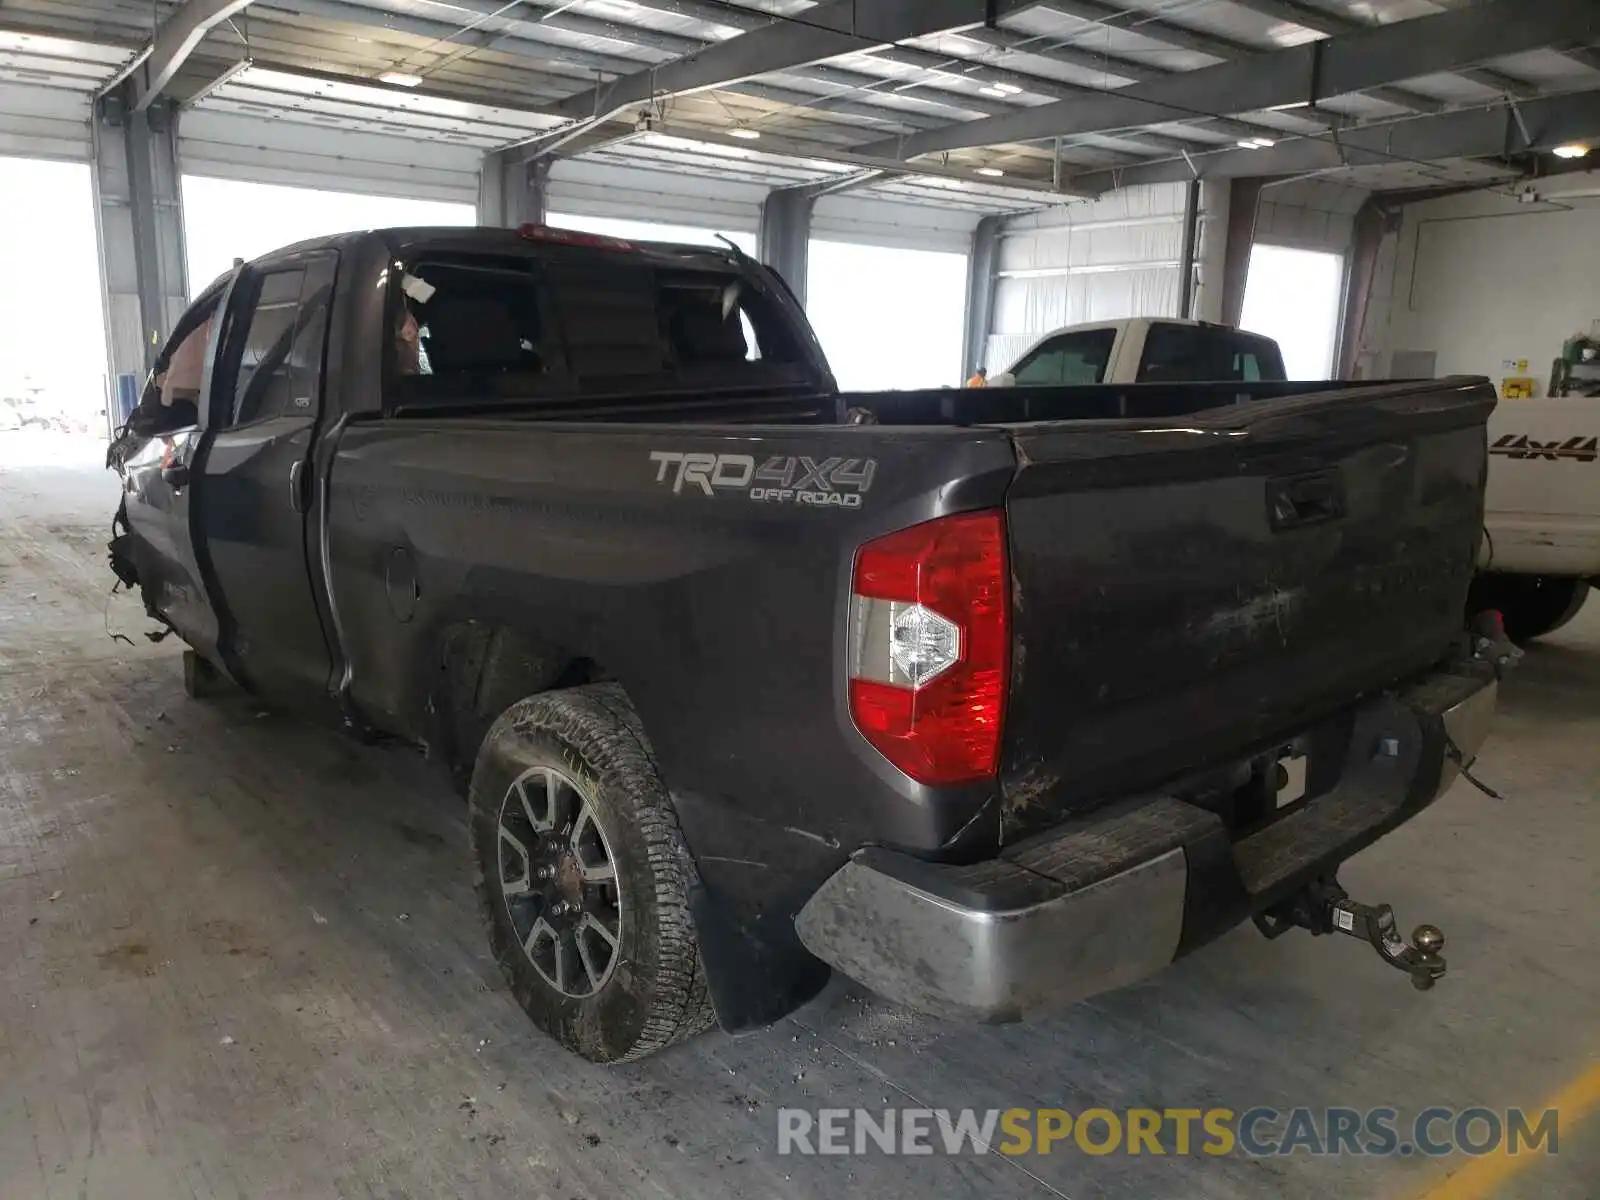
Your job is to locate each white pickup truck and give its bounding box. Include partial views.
[989,317,1286,387]
[1471,398,1598,641]
[993,318,1595,642]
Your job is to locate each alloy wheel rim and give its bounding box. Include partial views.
[496,765,623,998]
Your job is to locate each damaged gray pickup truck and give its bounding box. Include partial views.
[108,225,1514,1063]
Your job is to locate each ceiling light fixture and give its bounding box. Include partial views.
[1236,137,1276,150]
[990,82,1022,95]
[979,86,1009,98]
[1553,142,1590,159]
[378,70,424,88]
[728,126,761,140]
[976,166,1005,177]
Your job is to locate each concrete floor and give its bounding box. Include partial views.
[0,434,1594,1200]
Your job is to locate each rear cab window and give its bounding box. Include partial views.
[383,239,817,410]
[1136,323,1287,383]
[1011,328,1117,385]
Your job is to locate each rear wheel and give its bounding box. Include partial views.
[468,684,713,1062]
[1468,573,1590,644]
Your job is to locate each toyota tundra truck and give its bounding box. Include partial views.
[106,224,1509,1063]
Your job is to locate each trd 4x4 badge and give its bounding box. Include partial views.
[1490,434,1598,462]
[649,452,877,508]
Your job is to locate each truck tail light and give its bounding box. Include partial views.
[847,510,1009,786]
[517,224,637,252]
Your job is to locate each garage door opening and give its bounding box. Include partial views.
[807,241,968,391]
[0,156,108,444]
[1240,244,1345,380]
[182,176,475,295]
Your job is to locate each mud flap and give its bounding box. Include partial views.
[688,879,830,1033]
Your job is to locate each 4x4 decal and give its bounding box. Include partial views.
[1490,434,1597,462]
[649,452,877,508]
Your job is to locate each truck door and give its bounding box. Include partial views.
[117,272,240,661]
[196,254,338,711]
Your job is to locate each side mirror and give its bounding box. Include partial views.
[162,463,191,491]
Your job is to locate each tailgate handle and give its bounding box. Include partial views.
[1268,471,1344,531]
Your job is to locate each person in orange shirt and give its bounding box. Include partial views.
[965,367,988,388]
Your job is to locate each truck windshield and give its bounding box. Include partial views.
[1137,322,1287,383]
[386,249,815,406]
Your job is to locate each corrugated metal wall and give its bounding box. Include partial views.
[549,158,984,254]
[179,109,485,203]
[548,157,765,236]
[983,182,1219,373]
[0,82,91,161]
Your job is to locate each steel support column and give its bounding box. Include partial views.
[962,214,1002,376]
[1338,199,1400,380]
[1177,179,1200,320]
[758,186,816,305]
[93,88,189,381]
[1220,177,1266,330]
[479,150,550,227]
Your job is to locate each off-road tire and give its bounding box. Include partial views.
[1468,573,1590,644]
[468,683,714,1062]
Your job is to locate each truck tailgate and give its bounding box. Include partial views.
[997,377,1496,830]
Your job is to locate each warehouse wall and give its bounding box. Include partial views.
[982,181,1223,373]
[180,109,483,203]
[548,158,764,236]
[0,82,91,161]
[1367,177,1600,392]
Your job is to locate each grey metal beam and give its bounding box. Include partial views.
[793,61,1021,118]
[129,0,254,110]
[1031,0,1248,61]
[1177,178,1200,318]
[515,116,1088,197]
[1070,89,1600,191]
[478,150,550,226]
[758,187,815,303]
[538,0,1039,125]
[1219,177,1265,328]
[962,214,1002,376]
[859,0,1599,158]
[954,23,1340,137]
[730,81,958,131]
[874,44,1089,100]
[322,0,1032,122]
[1224,0,1539,99]
[956,24,1162,83]
[92,90,190,379]
[1017,4,1436,113]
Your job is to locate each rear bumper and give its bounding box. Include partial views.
[795,664,1497,1022]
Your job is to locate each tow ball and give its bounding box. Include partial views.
[1254,877,1447,991]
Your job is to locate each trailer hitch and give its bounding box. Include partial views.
[1254,877,1446,991]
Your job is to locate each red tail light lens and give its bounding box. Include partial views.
[847,510,1009,785]
[517,224,637,251]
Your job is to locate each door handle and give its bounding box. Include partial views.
[1267,470,1344,531]
[290,459,308,514]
